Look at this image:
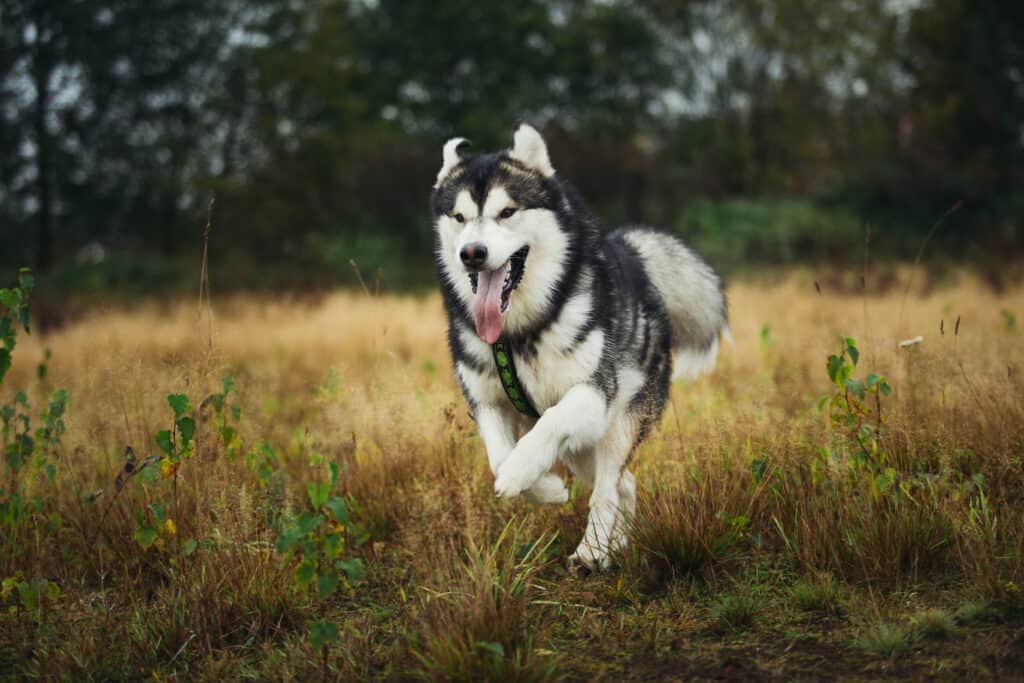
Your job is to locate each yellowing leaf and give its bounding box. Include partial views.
[160,458,180,478]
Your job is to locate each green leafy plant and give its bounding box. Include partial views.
[821,337,892,464]
[130,379,243,559]
[275,460,366,674]
[205,376,242,459]
[1,269,68,551]
[0,269,33,383]
[1,571,61,622]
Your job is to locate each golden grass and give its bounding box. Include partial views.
[2,268,1023,679]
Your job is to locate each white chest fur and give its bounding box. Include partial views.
[456,299,603,415]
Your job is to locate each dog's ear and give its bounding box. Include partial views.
[509,123,555,177]
[435,137,470,188]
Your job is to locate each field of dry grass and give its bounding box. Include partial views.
[2,269,1023,681]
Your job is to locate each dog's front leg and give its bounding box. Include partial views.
[476,406,516,474]
[478,406,568,504]
[493,384,606,498]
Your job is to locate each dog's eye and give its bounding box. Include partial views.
[453,213,465,223]
[499,207,518,219]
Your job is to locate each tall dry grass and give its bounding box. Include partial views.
[2,268,1023,679]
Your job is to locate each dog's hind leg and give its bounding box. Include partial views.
[569,420,636,572]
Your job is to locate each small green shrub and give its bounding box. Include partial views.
[1,269,69,580]
[854,621,913,657]
[710,592,758,631]
[911,609,955,640]
[954,599,996,624]
[790,575,843,614]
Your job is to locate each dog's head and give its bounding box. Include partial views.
[432,124,574,344]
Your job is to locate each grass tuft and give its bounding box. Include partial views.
[954,599,995,624]
[854,621,913,657]
[710,592,758,632]
[409,521,557,682]
[790,574,843,614]
[911,608,955,639]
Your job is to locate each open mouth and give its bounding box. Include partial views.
[469,246,529,343]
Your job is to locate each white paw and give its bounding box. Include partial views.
[568,541,613,573]
[493,466,526,498]
[523,473,569,505]
[493,442,549,498]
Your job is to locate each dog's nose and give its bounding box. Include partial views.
[460,242,488,270]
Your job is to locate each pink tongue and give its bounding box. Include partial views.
[473,263,508,344]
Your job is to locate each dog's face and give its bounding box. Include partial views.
[432,124,570,344]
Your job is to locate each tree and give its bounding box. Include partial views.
[0,0,234,269]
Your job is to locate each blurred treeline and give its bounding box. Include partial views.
[1,0,1022,294]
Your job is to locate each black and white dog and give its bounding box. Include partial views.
[432,124,729,570]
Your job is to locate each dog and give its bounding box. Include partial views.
[431,124,729,570]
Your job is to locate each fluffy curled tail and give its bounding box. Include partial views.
[621,228,730,380]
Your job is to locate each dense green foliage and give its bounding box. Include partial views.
[1,0,1022,291]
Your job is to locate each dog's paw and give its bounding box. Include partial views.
[523,472,569,505]
[568,542,613,574]
[493,468,525,498]
[493,446,547,498]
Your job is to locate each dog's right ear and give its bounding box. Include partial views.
[434,137,470,189]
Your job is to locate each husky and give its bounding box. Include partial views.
[431,124,729,571]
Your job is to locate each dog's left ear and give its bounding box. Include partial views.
[435,137,470,189]
[509,123,555,177]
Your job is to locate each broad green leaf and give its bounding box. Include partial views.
[167,394,191,418]
[0,289,18,309]
[844,337,859,366]
[296,511,324,535]
[335,557,364,582]
[308,619,339,651]
[865,373,881,389]
[317,572,339,599]
[177,416,195,444]
[307,482,330,509]
[182,539,198,556]
[134,524,158,549]
[294,560,316,587]
[324,497,351,524]
[844,378,865,399]
[275,526,305,554]
[880,382,892,396]
[328,461,339,487]
[826,355,843,382]
[155,429,173,456]
[222,376,235,394]
[149,502,165,522]
[322,532,344,559]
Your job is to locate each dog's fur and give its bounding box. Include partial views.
[431,124,729,570]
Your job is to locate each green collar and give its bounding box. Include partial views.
[491,337,540,418]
